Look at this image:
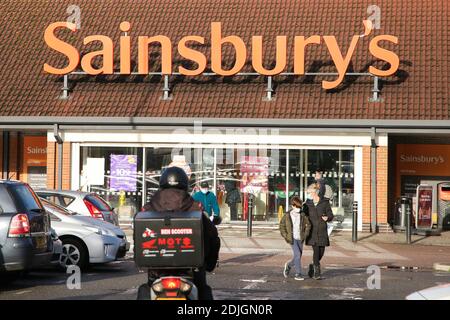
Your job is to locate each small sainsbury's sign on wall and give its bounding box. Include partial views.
[43,20,399,89]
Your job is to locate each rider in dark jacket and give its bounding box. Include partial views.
[140,167,220,300]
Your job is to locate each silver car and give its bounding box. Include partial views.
[40,198,129,269]
[36,190,119,226]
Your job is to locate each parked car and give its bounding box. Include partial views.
[39,197,129,269]
[0,180,55,277]
[406,283,450,300]
[36,190,119,226]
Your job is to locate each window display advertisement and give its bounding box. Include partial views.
[110,154,138,192]
[415,185,433,230]
[240,156,269,194]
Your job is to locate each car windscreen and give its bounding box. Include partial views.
[85,194,112,211]
[40,198,77,216]
[9,184,43,212]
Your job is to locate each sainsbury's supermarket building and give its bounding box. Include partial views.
[0,0,449,231]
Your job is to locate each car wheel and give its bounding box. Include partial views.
[59,238,88,270]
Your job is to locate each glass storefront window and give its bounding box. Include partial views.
[216,149,242,223]
[305,149,355,229]
[79,145,354,229]
[144,147,215,203]
[80,146,143,224]
[215,148,286,223]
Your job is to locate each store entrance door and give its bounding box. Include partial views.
[288,149,355,230]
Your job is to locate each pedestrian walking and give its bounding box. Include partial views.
[193,181,221,222]
[304,184,334,280]
[279,196,311,280]
[314,170,326,199]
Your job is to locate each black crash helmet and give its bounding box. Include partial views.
[159,166,189,191]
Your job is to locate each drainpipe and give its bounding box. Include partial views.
[370,127,378,233]
[53,124,63,190]
[2,131,9,179]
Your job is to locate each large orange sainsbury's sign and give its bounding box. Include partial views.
[43,20,399,90]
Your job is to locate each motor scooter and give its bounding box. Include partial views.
[137,268,199,300]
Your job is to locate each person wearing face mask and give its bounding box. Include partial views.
[304,184,334,280]
[193,181,221,223]
[280,196,311,280]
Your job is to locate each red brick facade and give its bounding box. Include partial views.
[362,146,390,232]
[46,141,71,190]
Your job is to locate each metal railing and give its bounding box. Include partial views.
[61,71,382,102]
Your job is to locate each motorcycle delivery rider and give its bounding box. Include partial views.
[137,166,221,300]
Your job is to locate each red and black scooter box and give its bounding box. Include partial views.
[133,210,204,269]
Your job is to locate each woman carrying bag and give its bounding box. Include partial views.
[279,196,311,280]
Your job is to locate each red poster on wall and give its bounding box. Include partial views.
[415,185,433,230]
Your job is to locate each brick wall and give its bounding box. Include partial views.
[362,146,390,232]
[46,141,71,189]
[7,132,20,180]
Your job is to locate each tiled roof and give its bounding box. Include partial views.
[0,0,448,120]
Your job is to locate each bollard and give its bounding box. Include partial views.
[352,201,358,242]
[406,201,412,244]
[401,197,412,244]
[247,193,254,237]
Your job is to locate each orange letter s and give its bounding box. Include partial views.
[369,35,399,76]
[43,22,80,75]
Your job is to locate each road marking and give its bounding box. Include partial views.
[15,290,32,295]
[120,287,138,295]
[242,275,267,290]
[241,279,267,283]
[329,287,364,300]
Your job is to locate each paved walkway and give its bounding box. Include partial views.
[124,227,450,269]
[216,227,450,269]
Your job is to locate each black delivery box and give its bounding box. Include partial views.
[133,210,204,269]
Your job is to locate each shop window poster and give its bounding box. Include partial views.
[110,154,137,192]
[416,185,433,229]
[240,156,269,194]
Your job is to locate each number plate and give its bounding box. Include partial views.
[35,236,47,249]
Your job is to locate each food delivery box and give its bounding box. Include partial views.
[134,210,204,268]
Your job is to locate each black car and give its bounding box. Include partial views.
[0,180,54,276]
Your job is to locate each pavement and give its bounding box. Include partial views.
[124,226,450,269]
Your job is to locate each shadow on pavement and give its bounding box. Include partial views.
[220,253,278,265]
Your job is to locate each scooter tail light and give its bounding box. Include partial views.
[161,277,181,290]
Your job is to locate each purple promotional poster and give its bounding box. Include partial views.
[110,154,137,192]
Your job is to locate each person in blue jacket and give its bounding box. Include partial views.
[193,181,221,221]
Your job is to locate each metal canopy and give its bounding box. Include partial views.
[1,117,450,131]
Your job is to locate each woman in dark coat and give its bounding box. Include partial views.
[304,184,334,280]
